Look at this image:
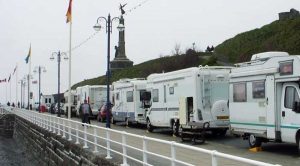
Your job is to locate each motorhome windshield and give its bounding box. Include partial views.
[140,91,151,101]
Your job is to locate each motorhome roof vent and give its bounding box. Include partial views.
[251,52,289,61]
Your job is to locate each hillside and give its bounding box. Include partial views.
[215,17,300,63]
[72,52,215,89]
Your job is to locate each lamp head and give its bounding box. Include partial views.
[117,23,125,32]
[93,23,102,32]
[50,54,55,61]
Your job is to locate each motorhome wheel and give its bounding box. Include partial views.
[147,119,153,132]
[248,134,262,148]
[172,121,179,136]
[297,135,300,156]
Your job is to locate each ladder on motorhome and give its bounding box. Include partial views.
[202,74,211,109]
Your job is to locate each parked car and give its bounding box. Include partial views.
[97,104,112,122]
[49,103,56,114]
[54,103,65,115]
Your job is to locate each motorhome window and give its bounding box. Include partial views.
[140,91,151,101]
[153,89,159,102]
[49,98,51,103]
[233,83,247,102]
[45,98,48,103]
[252,81,265,99]
[126,91,133,102]
[279,61,293,75]
[164,85,167,103]
[116,93,120,100]
[284,86,300,109]
[169,87,174,95]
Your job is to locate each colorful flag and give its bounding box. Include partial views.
[8,74,11,82]
[25,45,31,64]
[13,66,17,75]
[66,0,72,23]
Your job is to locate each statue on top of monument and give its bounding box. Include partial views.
[119,3,127,15]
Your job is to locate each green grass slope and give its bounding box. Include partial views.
[215,17,300,63]
[72,52,215,89]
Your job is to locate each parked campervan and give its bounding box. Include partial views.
[111,78,151,125]
[229,52,300,151]
[146,66,232,135]
[75,85,108,117]
[63,90,77,117]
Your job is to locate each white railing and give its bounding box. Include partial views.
[9,107,280,166]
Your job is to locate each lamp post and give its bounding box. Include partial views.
[50,51,68,117]
[19,78,26,108]
[33,66,46,112]
[93,14,125,128]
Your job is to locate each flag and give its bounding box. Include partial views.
[66,0,72,23]
[25,45,31,64]
[13,66,17,75]
[8,74,11,82]
[0,79,6,83]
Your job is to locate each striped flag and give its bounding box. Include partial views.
[25,45,31,64]
[66,0,72,23]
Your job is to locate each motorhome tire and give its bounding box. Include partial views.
[248,134,262,148]
[297,134,300,156]
[147,119,153,132]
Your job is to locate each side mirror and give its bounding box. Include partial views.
[292,101,300,113]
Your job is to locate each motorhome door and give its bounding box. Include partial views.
[281,83,300,143]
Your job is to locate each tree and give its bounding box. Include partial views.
[173,43,181,56]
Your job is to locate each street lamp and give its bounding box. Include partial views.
[50,51,68,117]
[93,14,124,128]
[18,77,26,108]
[23,74,33,109]
[33,66,46,112]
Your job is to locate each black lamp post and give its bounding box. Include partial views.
[50,51,68,117]
[93,14,125,128]
[33,66,46,112]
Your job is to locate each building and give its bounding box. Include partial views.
[279,8,300,20]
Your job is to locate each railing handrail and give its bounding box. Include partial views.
[6,107,280,166]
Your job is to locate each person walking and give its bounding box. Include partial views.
[80,100,92,126]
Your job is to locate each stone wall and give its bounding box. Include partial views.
[14,116,116,166]
[0,114,15,138]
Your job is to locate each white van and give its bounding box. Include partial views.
[229,52,300,151]
[146,66,232,135]
[76,85,107,117]
[111,78,151,125]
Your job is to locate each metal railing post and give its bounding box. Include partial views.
[143,136,148,165]
[57,118,61,136]
[49,116,52,132]
[121,131,128,166]
[106,129,112,159]
[83,125,88,149]
[93,127,98,153]
[211,150,218,166]
[52,116,56,134]
[171,141,176,166]
[68,121,72,141]
[62,119,66,138]
[75,123,80,144]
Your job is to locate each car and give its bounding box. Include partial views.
[54,103,65,115]
[97,104,112,122]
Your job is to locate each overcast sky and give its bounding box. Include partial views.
[0,0,299,104]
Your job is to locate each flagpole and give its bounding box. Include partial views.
[67,4,73,119]
[16,64,18,106]
[29,46,32,109]
[9,77,11,103]
[5,81,7,103]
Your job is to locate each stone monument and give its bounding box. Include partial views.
[110,4,133,71]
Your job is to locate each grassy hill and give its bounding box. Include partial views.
[72,17,300,89]
[72,52,215,89]
[215,17,300,63]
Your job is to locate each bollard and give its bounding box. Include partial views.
[211,150,218,166]
[106,129,112,159]
[68,121,72,141]
[121,131,128,166]
[171,141,176,166]
[143,136,148,165]
[57,118,61,136]
[62,120,66,138]
[75,124,80,144]
[93,127,98,153]
[83,125,88,149]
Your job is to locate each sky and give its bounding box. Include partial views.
[0,0,299,104]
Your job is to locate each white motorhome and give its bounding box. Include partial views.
[146,66,232,135]
[111,78,151,125]
[63,90,77,117]
[76,85,108,117]
[229,52,300,151]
